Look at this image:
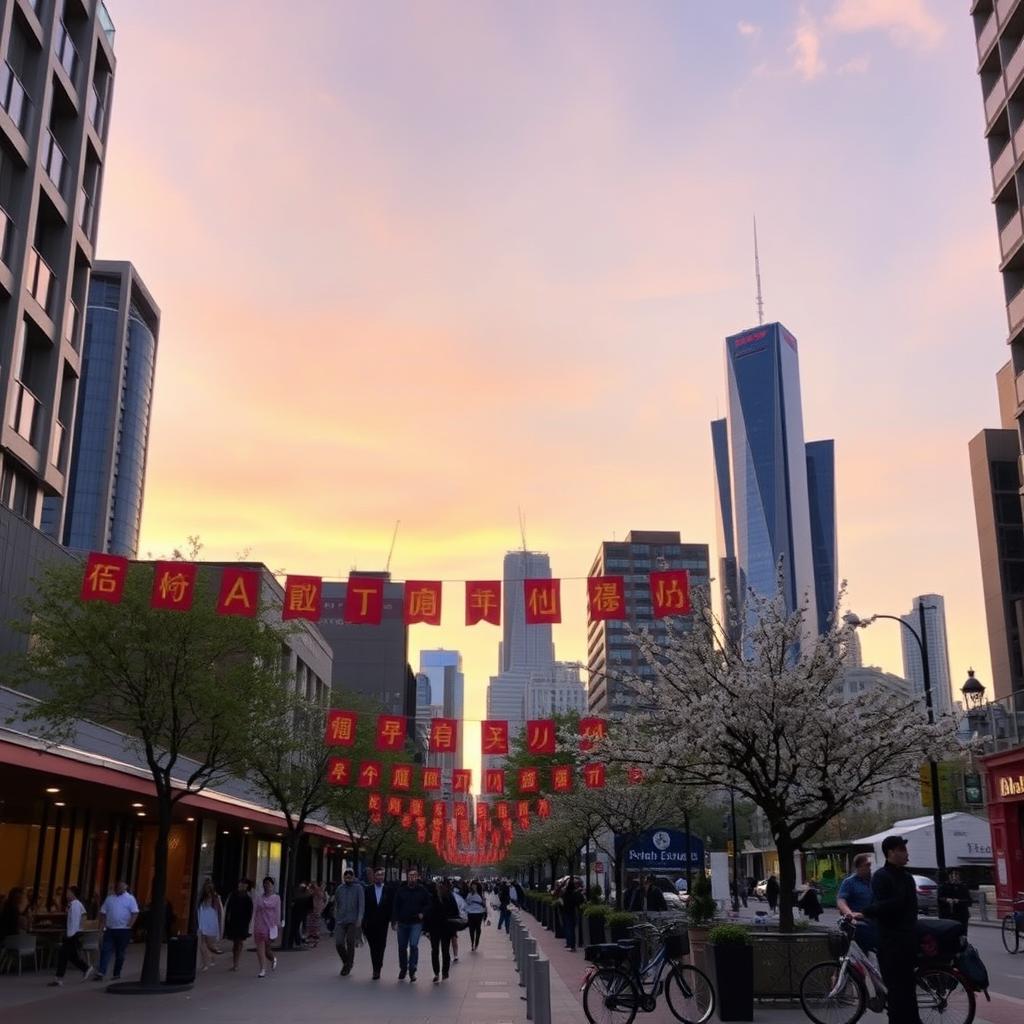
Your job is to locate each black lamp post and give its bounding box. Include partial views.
[960,668,985,710]
[843,604,947,878]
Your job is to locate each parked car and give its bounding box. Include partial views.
[754,879,769,899]
[912,874,938,914]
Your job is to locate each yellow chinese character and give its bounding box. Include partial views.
[528,585,558,617]
[409,588,438,618]
[554,767,570,787]
[362,764,380,785]
[381,718,403,745]
[655,578,687,610]
[433,721,454,749]
[585,765,602,785]
[483,724,506,751]
[591,583,621,613]
[330,761,349,783]
[470,588,497,616]
[521,769,537,789]
[288,583,317,613]
[159,571,190,604]
[330,715,353,742]
[528,723,553,749]
[353,586,377,616]
[88,561,121,594]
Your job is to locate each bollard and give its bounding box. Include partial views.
[519,935,535,987]
[533,956,552,1024]
[526,952,539,1020]
[515,921,524,971]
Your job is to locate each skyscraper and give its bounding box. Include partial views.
[712,321,836,638]
[47,261,159,556]
[900,595,954,718]
[586,530,709,715]
[524,662,587,719]
[419,649,464,769]
[1,2,116,530]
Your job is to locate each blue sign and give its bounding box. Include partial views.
[617,829,704,872]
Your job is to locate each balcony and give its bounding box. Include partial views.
[1010,283,1024,334]
[8,380,41,448]
[1,62,30,134]
[1008,38,1024,91]
[64,298,80,350]
[998,0,1019,24]
[54,22,78,82]
[0,205,11,267]
[26,247,54,314]
[979,13,998,62]
[98,3,116,46]
[42,130,66,193]
[77,187,93,236]
[993,138,1015,192]
[50,419,66,469]
[987,76,1008,123]
[86,82,106,135]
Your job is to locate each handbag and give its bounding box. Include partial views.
[447,917,469,931]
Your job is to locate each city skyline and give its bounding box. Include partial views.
[91,2,996,715]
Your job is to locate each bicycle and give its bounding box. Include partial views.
[1000,892,1024,954]
[800,917,977,1024]
[580,921,715,1024]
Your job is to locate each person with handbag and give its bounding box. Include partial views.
[450,882,468,963]
[423,879,461,983]
[252,877,280,978]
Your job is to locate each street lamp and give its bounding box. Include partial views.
[843,604,947,877]
[960,668,985,710]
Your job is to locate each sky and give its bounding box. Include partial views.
[96,0,1005,735]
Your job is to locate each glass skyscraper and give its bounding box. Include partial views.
[712,321,836,637]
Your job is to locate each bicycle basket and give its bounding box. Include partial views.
[956,944,989,992]
[663,932,690,960]
[584,943,630,966]
[826,928,851,958]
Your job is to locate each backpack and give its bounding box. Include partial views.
[956,944,989,993]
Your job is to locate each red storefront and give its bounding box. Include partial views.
[983,747,1024,914]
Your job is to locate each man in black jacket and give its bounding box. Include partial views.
[363,867,393,980]
[861,836,922,1024]
[628,875,667,913]
[390,868,432,982]
[938,870,972,935]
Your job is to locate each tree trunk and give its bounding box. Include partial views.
[140,796,171,985]
[614,850,625,910]
[280,830,302,950]
[776,835,797,933]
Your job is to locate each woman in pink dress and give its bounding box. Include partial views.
[253,877,281,978]
[306,882,325,947]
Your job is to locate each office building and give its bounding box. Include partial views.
[42,261,158,556]
[586,530,710,715]
[711,321,835,639]
[901,595,954,718]
[500,550,555,672]
[711,417,740,642]
[419,649,464,772]
[523,662,586,719]
[319,573,415,721]
[969,362,1024,700]
[1,1,116,531]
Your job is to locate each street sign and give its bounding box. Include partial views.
[920,763,961,810]
[616,829,704,873]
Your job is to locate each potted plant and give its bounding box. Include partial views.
[606,910,637,942]
[708,924,753,1022]
[685,872,717,975]
[583,903,610,945]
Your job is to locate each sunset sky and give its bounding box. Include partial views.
[97,1,1003,727]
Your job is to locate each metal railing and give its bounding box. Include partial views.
[978,13,998,62]
[8,380,41,447]
[65,298,80,350]
[42,130,66,193]
[1,61,30,133]
[993,138,1015,192]
[1007,38,1024,91]
[55,22,79,81]
[1010,284,1024,334]
[98,3,116,46]
[87,81,106,135]
[0,205,11,268]
[987,76,1008,123]
[26,247,55,314]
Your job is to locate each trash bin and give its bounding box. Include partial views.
[166,935,198,985]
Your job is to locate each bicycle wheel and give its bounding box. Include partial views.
[1003,915,1021,954]
[799,960,867,1024]
[582,967,639,1024]
[916,966,975,1024]
[664,963,715,1024]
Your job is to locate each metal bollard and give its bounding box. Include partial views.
[514,921,524,971]
[519,935,535,987]
[533,956,552,1024]
[526,952,539,1019]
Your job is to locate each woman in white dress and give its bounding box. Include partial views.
[196,879,224,971]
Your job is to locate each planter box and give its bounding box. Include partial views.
[712,944,754,1022]
[609,921,632,942]
[583,915,607,945]
[554,908,564,939]
[750,931,831,998]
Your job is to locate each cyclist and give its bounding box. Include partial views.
[837,853,878,952]
[862,835,922,1024]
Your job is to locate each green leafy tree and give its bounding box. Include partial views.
[10,561,284,987]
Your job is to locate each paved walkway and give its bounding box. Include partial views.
[0,918,546,1024]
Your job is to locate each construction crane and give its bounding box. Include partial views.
[385,520,400,574]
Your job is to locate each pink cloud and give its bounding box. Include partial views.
[790,13,826,81]
[828,0,945,49]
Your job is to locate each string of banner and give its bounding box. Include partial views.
[78,553,694,624]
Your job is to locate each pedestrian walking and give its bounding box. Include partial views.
[223,879,254,972]
[627,875,667,913]
[48,886,90,985]
[862,835,923,1024]
[798,880,823,922]
[196,879,224,971]
[253,877,280,978]
[450,882,467,962]
[562,877,583,951]
[497,880,512,933]
[362,866,393,980]
[464,881,488,952]
[391,868,431,982]
[424,879,459,983]
[765,875,779,913]
[333,868,364,976]
[306,881,325,948]
[85,880,138,982]
[938,870,972,936]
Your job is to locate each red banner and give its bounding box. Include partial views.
[453,769,472,793]
[431,800,446,820]
[526,719,556,754]
[409,797,425,818]
[587,575,626,621]
[151,561,198,612]
[325,710,358,747]
[484,769,505,795]
[517,767,539,793]
[368,792,383,813]
[579,717,607,752]
[358,761,382,788]
[282,574,321,621]
[650,570,691,617]
[421,766,441,790]
[465,581,501,625]
[583,763,606,789]
[386,795,403,816]
[81,553,129,603]
[390,763,413,791]
[375,714,406,751]
[481,719,509,755]
[516,800,530,819]
[524,579,561,624]
[344,575,383,624]
[552,765,573,792]
[216,567,260,617]
[453,801,468,820]
[495,801,509,820]
[627,765,645,785]
[404,580,442,625]
[327,758,351,785]
[429,717,458,753]
[537,798,551,819]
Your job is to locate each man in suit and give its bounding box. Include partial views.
[363,866,393,980]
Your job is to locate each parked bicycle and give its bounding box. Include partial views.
[799,917,978,1024]
[580,921,714,1024]
[1000,892,1024,954]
